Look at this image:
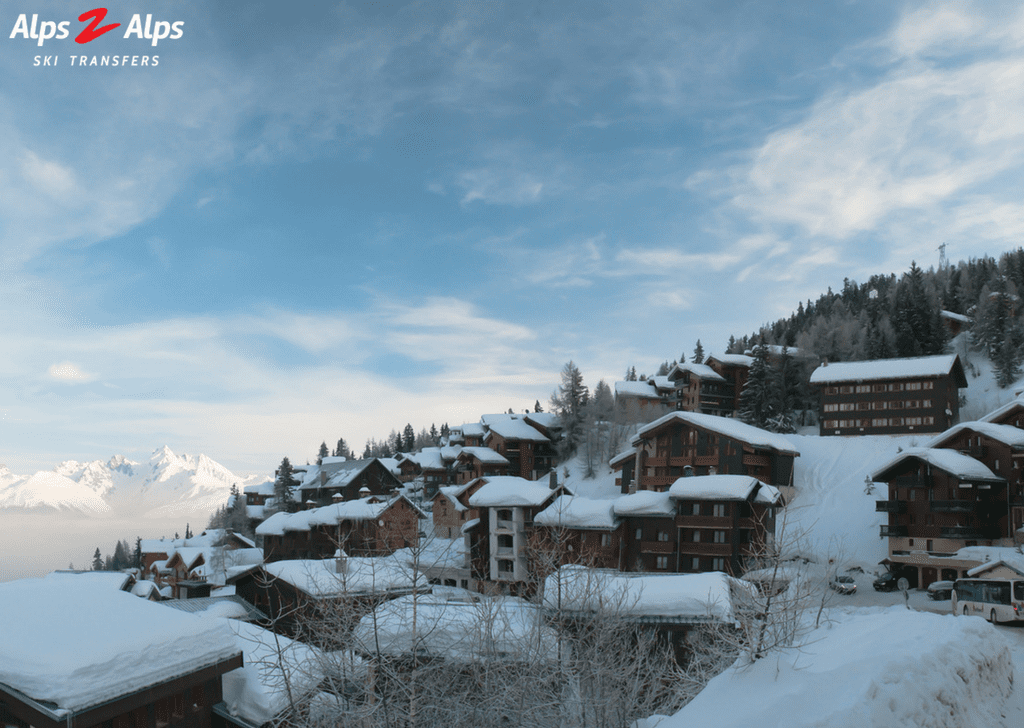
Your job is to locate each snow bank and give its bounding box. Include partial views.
[0,572,239,713]
[535,495,618,529]
[222,621,328,726]
[660,607,1012,728]
[352,594,557,660]
[543,566,748,622]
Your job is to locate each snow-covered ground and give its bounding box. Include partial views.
[653,606,1017,728]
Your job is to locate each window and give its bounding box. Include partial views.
[656,556,669,570]
[824,403,838,412]
[601,533,612,547]
[923,381,934,389]
[692,503,701,516]
[497,509,512,521]
[840,403,856,411]
[497,534,514,549]
[906,382,922,391]
[855,384,871,393]
[713,530,727,543]
[692,530,701,542]
[635,528,643,540]
[927,539,933,551]
[691,556,700,570]
[712,557,725,571]
[657,530,670,542]
[497,559,514,575]
[713,503,726,517]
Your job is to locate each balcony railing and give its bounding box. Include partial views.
[639,540,676,554]
[929,500,978,513]
[940,526,1000,540]
[879,525,909,537]
[890,476,928,487]
[875,500,907,514]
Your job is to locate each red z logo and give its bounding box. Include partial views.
[76,8,120,44]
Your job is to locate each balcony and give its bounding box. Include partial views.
[929,500,978,513]
[495,519,516,532]
[743,454,771,468]
[875,500,907,514]
[639,540,676,554]
[940,526,1000,540]
[879,525,909,537]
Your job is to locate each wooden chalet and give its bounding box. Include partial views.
[614,379,668,413]
[665,362,735,416]
[297,457,402,506]
[0,574,242,728]
[810,354,967,436]
[255,495,424,563]
[981,395,1024,429]
[452,446,510,484]
[484,417,556,480]
[465,475,571,596]
[872,447,1010,587]
[612,411,798,494]
[532,495,622,571]
[704,354,752,412]
[432,480,484,538]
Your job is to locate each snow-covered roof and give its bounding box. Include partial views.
[651,375,675,390]
[468,476,562,508]
[980,394,1024,423]
[458,422,486,437]
[263,556,416,598]
[0,573,239,713]
[480,413,518,425]
[614,380,660,398]
[435,485,469,512]
[668,362,726,382]
[612,490,675,516]
[298,458,390,491]
[668,474,781,504]
[809,354,964,385]
[941,310,971,323]
[534,495,619,529]
[542,566,750,622]
[351,594,557,661]
[966,558,1024,578]
[524,412,560,430]
[458,446,510,465]
[243,481,275,496]
[706,353,753,368]
[222,620,336,726]
[871,447,1002,482]
[400,448,446,471]
[608,448,636,468]
[926,421,1024,450]
[485,418,550,442]
[633,411,800,455]
[256,496,423,535]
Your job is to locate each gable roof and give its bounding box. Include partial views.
[667,362,726,382]
[668,474,781,504]
[632,411,799,455]
[615,380,660,398]
[871,447,1002,483]
[706,354,753,368]
[458,446,510,465]
[980,395,1024,424]
[485,418,550,442]
[612,490,675,517]
[534,495,619,529]
[809,354,966,386]
[926,421,1024,450]
[468,476,566,508]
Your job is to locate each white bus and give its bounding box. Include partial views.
[952,578,1024,624]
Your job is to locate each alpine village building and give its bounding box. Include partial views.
[810,354,967,437]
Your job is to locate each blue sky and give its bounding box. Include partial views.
[3,1,1024,474]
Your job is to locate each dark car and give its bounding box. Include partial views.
[927,580,954,601]
[873,572,900,592]
[830,574,857,595]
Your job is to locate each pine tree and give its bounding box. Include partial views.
[317,441,330,465]
[134,537,143,570]
[274,457,299,512]
[551,361,589,458]
[92,547,103,571]
[185,523,193,540]
[429,423,439,443]
[534,400,544,413]
[402,424,415,452]
[363,440,373,459]
[693,340,705,364]
[738,344,778,430]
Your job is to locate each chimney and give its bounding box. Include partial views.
[683,465,694,478]
[628,478,637,495]
[549,471,558,490]
[321,470,327,486]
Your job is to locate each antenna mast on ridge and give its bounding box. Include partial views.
[938,242,948,269]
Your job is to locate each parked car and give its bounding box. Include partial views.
[873,572,900,592]
[830,574,857,595]
[927,580,954,601]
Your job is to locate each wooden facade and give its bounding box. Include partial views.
[298,458,402,506]
[874,451,1009,587]
[811,355,967,436]
[612,414,797,493]
[260,497,422,563]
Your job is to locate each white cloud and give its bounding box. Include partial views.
[47,362,89,382]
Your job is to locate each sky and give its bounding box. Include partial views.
[3,0,1024,475]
